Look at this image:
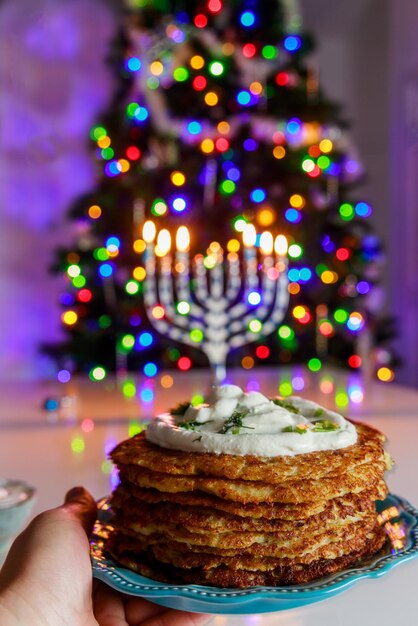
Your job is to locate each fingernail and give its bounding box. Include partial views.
[64,486,87,504]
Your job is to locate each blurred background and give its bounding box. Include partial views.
[0,0,415,385]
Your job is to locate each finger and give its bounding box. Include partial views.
[140,608,212,626]
[93,581,129,626]
[125,596,174,624]
[62,486,97,535]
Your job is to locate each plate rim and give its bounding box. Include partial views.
[91,492,418,602]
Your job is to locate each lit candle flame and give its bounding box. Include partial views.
[243,224,257,247]
[156,229,171,255]
[176,226,190,252]
[274,234,288,256]
[259,231,273,255]
[143,220,156,243]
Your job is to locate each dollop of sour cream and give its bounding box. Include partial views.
[145,385,358,457]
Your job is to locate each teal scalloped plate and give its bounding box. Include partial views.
[91,493,418,614]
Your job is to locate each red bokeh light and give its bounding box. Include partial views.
[215,138,229,152]
[193,76,207,91]
[178,356,192,371]
[242,43,256,58]
[336,247,351,261]
[275,72,289,86]
[78,289,92,303]
[194,14,208,28]
[126,146,141,160]
[307,165,321,178]
[208,0,222,14]
[256,345,270,359]
[348,355,362,368]
[308,145,321,158]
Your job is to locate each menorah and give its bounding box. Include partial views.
[142,221,289,383]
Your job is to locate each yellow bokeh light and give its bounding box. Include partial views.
[319,139,333,153]
[249,81,263,95]
[190,55,204,69]
[62,311,78,325]
[321,270,338,284]
[289,194,305,209]
[97,136,111,149]
[160,374,174,388]
[150,61,164,76]
[288,282,300,295]
[88,205,102,219]
[209,241,221,253]
[205,91,219,106]
[133,266,146,281]
[273,146,286,159]
[293,305,307,320]
[222,42,235,55]
[257,208,275,227]
[133,239,146,253]
[171,171,186,186]
[377,367,394,382]
[118,159,130,173]
[242,356,254,369]
[227,239,240,252]
[201,138,215,153]
[217,121,230,134]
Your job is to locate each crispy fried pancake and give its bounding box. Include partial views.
[120,460,387,504]
[111,492,376,533]
[118,482,388,520]
[107,525,387,587]
[107,414,392,588]
[111,422,388,483]
[113,515,376,551]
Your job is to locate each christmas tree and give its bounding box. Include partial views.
[46,0,396,384]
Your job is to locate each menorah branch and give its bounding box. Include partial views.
[142,222,289,383]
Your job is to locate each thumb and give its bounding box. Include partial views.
[61,486,98,536]
[0,486,98,595]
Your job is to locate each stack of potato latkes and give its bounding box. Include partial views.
[107,422,392,587]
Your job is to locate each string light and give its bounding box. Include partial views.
[57,4,388,384]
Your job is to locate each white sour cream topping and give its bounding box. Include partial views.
[145,385,358,457]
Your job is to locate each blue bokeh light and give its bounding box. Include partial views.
[187,121,202,135]
[240,11,255,27]
[143,362,158,377]
[250,188,266,203]
[126,57,141,72]
[285,208,302,223]
[284,35,302,52]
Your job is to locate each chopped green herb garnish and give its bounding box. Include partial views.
[179,419,213,431]
[314,408,324,417]
[220,408,254,435]
[272,399,300,414]
[312,419,339,432]
[283,424,309,435]
[170,401,191,416]
[193,436,203,443]
[178,420,200,431]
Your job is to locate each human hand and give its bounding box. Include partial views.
[0,486,211,626]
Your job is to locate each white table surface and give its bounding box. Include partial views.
[1,366,418,625]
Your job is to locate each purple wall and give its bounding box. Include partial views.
[0,0,115,377]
